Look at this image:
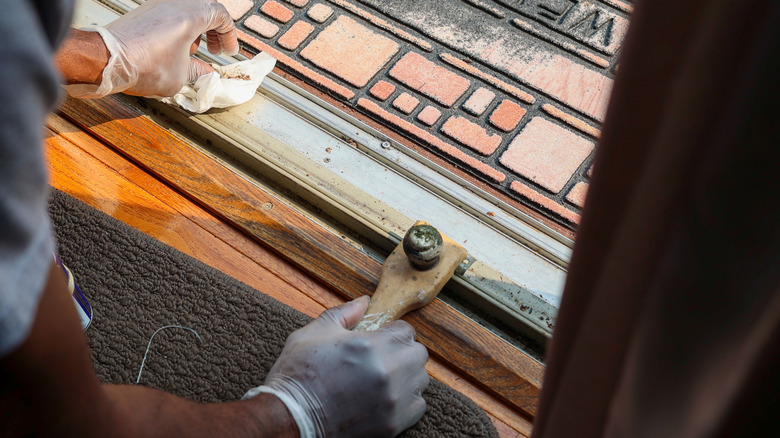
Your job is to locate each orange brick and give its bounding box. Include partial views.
[392,93,420,114]
[541,104,601,138]
[283,0,309,7]
[261,0,294,23]
[278,21,314,50]
[369,81,395,101]
[357,99,505,183]
[328,0,432,52]
[566,182,589,208]
[441,117,502,156]
[489,100,526,132]
[237,30,355,99]
[462,87,495,116]
[417,106,441,126]
[389,52,471,107]
[510,181,580,224]
[499,118,593,193]
[300,16,399,87]
[221,0,254,20]
[245,15,280,38]
[440,53,535,104]
[508,49,611,121]
[435,24,609,119]
[306,3,333,22]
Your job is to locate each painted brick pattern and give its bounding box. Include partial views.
[489,100,526,132]
[358,99,506,183]
[440,53,535,104]
[221,0,254,20]
[245,15,280,38]
[392,93,420,114]
[511,181,580,224]
[357,0,612,120]
[238,30,355,99]
[441,117,502,156]
[542,104,601,138]
[234,0,624,228]
[463,88,496,116]
[283,0,309,7]
[260,0,294,23]
[300,16,399,87]
[306,3,333,22]
[278,21,314,50]
[499,118,593,193]
[566,182,589,208]
[389,52,471,107]
[328,0,432,51]
[417,106,441,126]
[369,81,396,101]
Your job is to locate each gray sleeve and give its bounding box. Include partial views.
[0,0,69,355]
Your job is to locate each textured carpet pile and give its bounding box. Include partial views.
[49,189,498,437]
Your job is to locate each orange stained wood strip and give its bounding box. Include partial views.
[57,95,544,418]
[44,117,331,317]
[58,97,378,301]
[47,109,531,437]
[46,114,342,311]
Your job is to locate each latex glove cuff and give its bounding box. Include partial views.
[243,385,316,438]
[63,26,138,99]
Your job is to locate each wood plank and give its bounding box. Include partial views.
[46,113,344,312]
[46,110,531,437]
[57,95,544,418]
[45,121,325,317]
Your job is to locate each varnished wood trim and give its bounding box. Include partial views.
[45,114,531,436]
[45,116,332,317]
[58,95,544,418]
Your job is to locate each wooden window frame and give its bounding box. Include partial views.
[58,96,546,421]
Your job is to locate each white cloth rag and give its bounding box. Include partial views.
[159,53,276,113]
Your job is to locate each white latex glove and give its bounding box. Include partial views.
[66,0,238,98]
[244,297,430,438]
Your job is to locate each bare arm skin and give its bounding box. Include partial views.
[53,0,237,98]
[54,29,109,86]
[0,262,299,438]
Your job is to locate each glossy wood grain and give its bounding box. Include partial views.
[53,96,537,434]
[45,114,534,437]
[45,115,331,317]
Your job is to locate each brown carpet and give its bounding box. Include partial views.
[49,188,499,437]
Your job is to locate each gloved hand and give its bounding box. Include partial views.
[244,296,430,438]
[66,0,238,98]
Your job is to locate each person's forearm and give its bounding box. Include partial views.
[56,0,238,98]
[101,384,298,438]
[0,262,298,438]
[54,29,109,86]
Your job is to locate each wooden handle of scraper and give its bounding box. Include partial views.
[353,221,467,331]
